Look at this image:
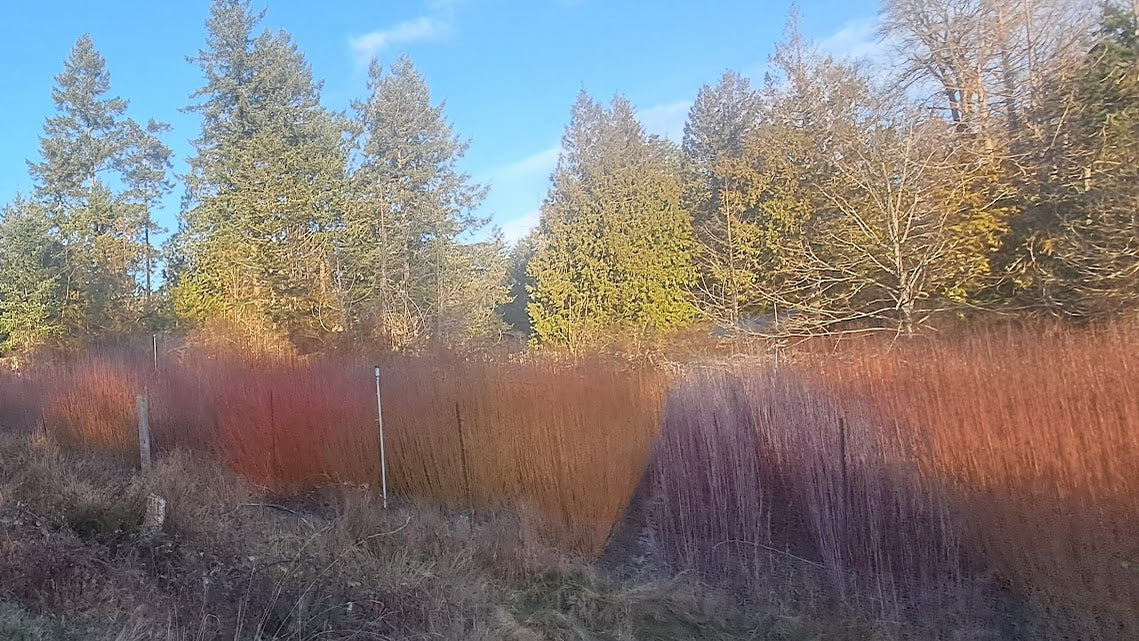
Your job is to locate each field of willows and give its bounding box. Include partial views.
[1,323,1136,639]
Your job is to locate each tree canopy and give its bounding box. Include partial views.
[1,0,1136,354]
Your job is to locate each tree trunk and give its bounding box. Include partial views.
[723,185,740,329]
[899,295,916,336]
[377,200,389,341]
[435,239,445,344]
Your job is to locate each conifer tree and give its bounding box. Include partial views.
[25,34,171,341]
[500,230,538,339]
[345,56,504,348]
[528,92,697,351]
[1013,3,1139,316]
[170,0,348,349]
[682,71,769,328]
[0,198,63,352]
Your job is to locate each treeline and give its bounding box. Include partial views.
[1,0,1136,355]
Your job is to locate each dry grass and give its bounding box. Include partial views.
[635,368,966,634]
[39,356,142,454]
[0,431,828,641]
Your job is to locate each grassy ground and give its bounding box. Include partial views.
[0,431,890,641]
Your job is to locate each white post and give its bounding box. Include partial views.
[137,394,152,472]
[144,494,167,528]
[374,366,388,509]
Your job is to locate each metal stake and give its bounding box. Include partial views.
[374,366,388,509]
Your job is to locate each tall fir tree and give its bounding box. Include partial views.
[528,92,698,351]
[170,0,349,350]
[24,34,171,343]
[344,56,504,348]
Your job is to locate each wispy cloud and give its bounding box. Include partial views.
[479,144,560,244]
[819,17,887,64]
[349,16,453,64]
[637,100,692,143]
[493,145,560,182]
[500,209,542,243]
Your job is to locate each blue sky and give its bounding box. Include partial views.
[0,0,882,244]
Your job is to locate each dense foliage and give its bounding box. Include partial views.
[1,0,1136,353]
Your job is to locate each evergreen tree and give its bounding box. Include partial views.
[0,198,63,353]
[683,71,761,165]
[170,0,349,349]
[345,56,504,348]
[26,34,171,340]
[1012,3,1139,316]
[528,92,698,351]
[682,71,770,328]
[500,230,538,339]
[124,119,175,316]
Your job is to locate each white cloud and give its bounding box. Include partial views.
[481,101,694,245]
[500,209,542,243]
[349,16,453,63]
[493,145,560,182]
[636,100,692,143]
[477,144,560,245]
[819,17,887,64]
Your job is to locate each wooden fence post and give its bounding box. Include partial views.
[137,394,152,473]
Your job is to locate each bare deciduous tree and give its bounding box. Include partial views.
[764,107,1013,336]
[881,0,1097,140]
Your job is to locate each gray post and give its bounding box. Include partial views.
[374,366,389,509]
[455,402,472,507]
[137,394,152,472]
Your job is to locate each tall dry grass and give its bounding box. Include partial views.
[640,369,962,625]
[4,349,667,557]
[814,324,1139,638]
[2,323,1136,637]
[631,322,1139,638]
